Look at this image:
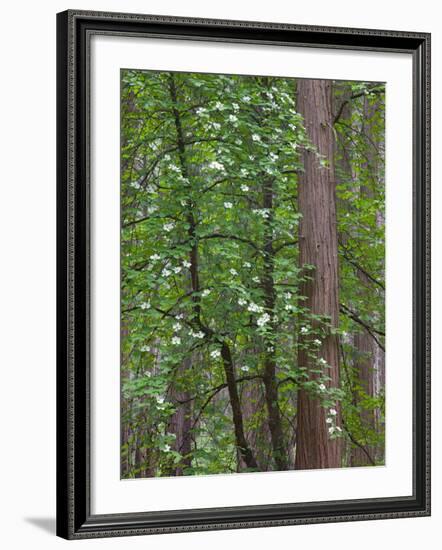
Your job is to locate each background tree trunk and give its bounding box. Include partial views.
[295,79,341,470]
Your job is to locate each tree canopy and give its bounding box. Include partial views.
[120,69,385,477]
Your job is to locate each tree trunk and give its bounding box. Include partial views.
[262,176,288,471]
[168,73,257,472]
[295,79,341,470]
[167,358,193,475]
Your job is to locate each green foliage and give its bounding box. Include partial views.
[120,71,386,477]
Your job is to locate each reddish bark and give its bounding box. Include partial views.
[295,79,341,470]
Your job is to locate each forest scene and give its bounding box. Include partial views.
[120,69,385,478]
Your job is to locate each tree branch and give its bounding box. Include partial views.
[333,86,385,125]
[340,303,385,351]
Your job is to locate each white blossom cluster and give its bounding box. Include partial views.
[189,329,205,339]
[252,209,270,219]
[326,407,342,436]
[257,313,271,327]
[247,302,263,313]
[209,160,225,171]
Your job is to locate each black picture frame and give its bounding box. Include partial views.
[56,9,431,540]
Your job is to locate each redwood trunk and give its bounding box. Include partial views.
[295,79,341,470]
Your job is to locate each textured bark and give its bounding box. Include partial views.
[350,317,377,466]
[167,358,193,475]
[240,378,272,470]
[221,343,258,470]
[295,79,341,470]
[262,177,288,471]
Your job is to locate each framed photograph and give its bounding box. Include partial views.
[56,9,430,539]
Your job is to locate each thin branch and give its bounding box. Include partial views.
[340,304,385,352]
[339,242,385,290]
[333,86,385,124]
[341,417,376,466]
[190,375,263,431]
[199,233,260,251]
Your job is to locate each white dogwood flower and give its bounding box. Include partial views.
[257,313,271,327]
[140,302,151,310]
[209,160,225,171]
[224,202,233,209]
[210,350,221,359]
[171,336,181,345]
[163,222,174,232]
